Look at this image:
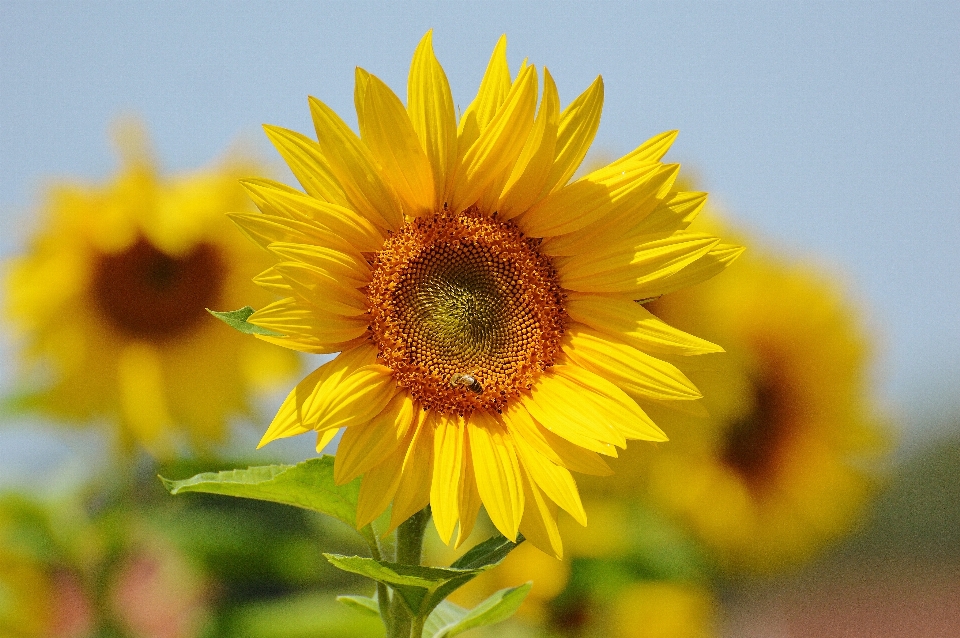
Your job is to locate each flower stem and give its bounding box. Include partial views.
[387,507,431,638]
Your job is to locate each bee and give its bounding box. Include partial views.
[450,372,483,394]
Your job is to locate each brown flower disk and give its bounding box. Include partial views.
[368,208,566,415]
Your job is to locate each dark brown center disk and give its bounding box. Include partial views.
[92,237,225,341]
[367,209,566,415]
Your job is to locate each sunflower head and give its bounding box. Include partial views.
[238,31,742,557]
[3,123,298,457]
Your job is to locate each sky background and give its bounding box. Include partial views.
[1,1,958,472]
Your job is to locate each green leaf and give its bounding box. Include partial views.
[422,601,468,637]
[451,533,525,570]
[428,583,532,638]
[336,594,380,618]
[324,554,488,620]
[160,457,360,529]
[207,306,282,336]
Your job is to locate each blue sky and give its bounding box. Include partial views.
[1,1,958,461]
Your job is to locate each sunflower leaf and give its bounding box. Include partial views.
[323,554,488,619]
[427,583,532,638]
[160,456,360,529]
[336,594,381,617]
[450,532,525,569]
[207,306,282,336]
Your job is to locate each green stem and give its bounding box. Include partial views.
[387,507,432,638]
[361,525,393,629]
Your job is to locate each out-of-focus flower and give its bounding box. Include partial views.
[4,123,298,457]
[0,551,93,638]
[109,537,211,638]
[240,30,741,556]
[592,216,888,573]
[610,581,716,638]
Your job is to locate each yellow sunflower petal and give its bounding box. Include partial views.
[356,441,407,528]
[450,64,538,213]
[117,342,172,455]
[308,96,404,230]
[498,67,561,220]
[455,434,483,547]
[557,232,720,294]
[240,179,385,253]
[227,212,333,251]
[520,162,676,238]
[408,30,458,206]
[553,362,670,442]
[268,242,370,284]
[315,428,339,453]
[518,463,564,559]
[389,416,435,532]
[262,125,349,206]
[502,401,614,475]
[431,413,467,544]
[607,129,680,168]
[523,369,626,449]
[540,75,604,196]
[333,393,417,485]
[632,243,746,298]
[468,412,524,541]
[457,34,511,150]
[514,432,587,525]
[247,297,368,351]
[257,346,397,448]
[240,177,307,218]
[272,263,368,317]
[358,72,435,216]
[628,190,708,235]
[566,294,723,356]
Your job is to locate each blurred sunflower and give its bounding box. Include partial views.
[4,124,297,457]
[0,550,54,637]
[240,31,741,556]
[596,215,888,573]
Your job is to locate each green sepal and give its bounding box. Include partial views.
[207,306,281,336]
[451,532,525,569]
[424,583,532,638]
[336,594,380,618]
[160,457,360,531]
[324,554,490,620]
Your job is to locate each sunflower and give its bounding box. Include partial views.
[240,31,741,557]
[593,217,888,573]
[4,124,297,457]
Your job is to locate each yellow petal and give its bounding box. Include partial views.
[408,31,458,207]
[316,428,339,453]
[539,75,604,196]
[518,463,563,559]
[389,415,435,532]
[523,369,626,449]
[240,179,385,253]
[358,71,435,216]
[538,165,681,255]
[431,413,466,544]
[308,96,404,230]
[520,162,676,238]
[268,242,370,285]
[565,294,723,356]
[468,412,524,541]
[457,34,511,150]
[240,177,307,218]
[455,435,483,547]
[262,125,348,206]
[247,297,368,351]
[333,393,417,485]
[557,232,720,294]
[502,401,613,476]
[257,347,397,448]
[552,362,670,442]
[632,243,746,298]
[498,67,560,220]
[357,440,407,528]
[513,432,587,525]
[627,189,707,235]
[227,212,334,251]
[117,342,172,456]
[450,65,538,213]
[272,262,368,317]
[607,129,679,169]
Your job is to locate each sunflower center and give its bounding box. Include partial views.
[92,237,225,341]
[721,371,795,491]
[368,208,565,415]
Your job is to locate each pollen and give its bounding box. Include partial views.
[368,208,566,415]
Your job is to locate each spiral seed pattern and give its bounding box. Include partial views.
[368,208,566,415]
